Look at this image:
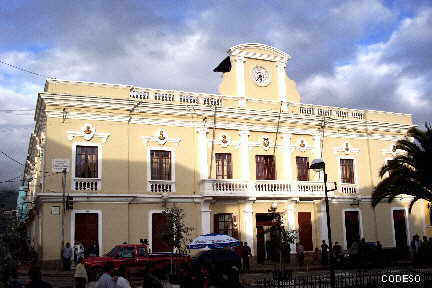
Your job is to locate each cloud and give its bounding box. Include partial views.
[0,0,431,188]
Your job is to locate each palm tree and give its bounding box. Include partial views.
[372,123,432,212]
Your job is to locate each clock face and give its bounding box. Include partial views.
[252,66,270,87]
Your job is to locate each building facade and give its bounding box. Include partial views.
[23,43,427,264]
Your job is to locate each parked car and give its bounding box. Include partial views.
[84,244,191,280]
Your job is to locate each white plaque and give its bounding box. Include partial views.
[52,159,70,172]
[51,206,60,215]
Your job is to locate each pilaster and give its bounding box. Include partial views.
[276,61,288,111]
[235,56,246,106]
[200,199,212,235]
[281,133,294,181]
[239,130,250,180]
[196,128,209,180]
[286,200,296,253]
[243,201,255,255]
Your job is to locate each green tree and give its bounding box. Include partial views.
[372,123,432,212]
[161,206,193,274]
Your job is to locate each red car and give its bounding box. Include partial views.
[84,244,191,280]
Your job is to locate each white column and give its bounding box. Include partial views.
[320,200,329,243]
[196,128,209,180]
[277,61,288,111]
[286,201,296,253]
[201,199,211,235]
[313,134,323,181]
[243,201,255,255]
[281,134,293,181]
[239,130,250,180]
[235,56,246,107]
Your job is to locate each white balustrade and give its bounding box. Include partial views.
[340,183,359,195]
[154,92,175,102]
[148,180,176,193]
[73,178,101,191]
[255,180,291,193]
[296,181,325,194]
[130,89,150,100]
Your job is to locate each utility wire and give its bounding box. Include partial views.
[0,151,25,166]
[0,59,54,79]
[273,101,283,156]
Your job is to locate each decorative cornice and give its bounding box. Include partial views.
[141,128,181,146]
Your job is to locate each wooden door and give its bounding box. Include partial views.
[75,213,98,254]
[152,213,171,252]
[393,209,408,249]
[298,212,313,251]
[344,211,360,249]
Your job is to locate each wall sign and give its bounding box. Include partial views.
[52,159,70,172]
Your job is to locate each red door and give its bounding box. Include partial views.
[393,210,408,249]
[344,211,360,249]
[298,212,313,251]
[75,213,98,254]
[152,213,171,252]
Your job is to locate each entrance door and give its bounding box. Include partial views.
[393,209,408,249]
[152,213,171,252]
[256,213,278,264]
[75,213,98,255]
[344,211,360,249]
[298,212,313,251]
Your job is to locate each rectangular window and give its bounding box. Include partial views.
[296,156,309,181]
[214,213,233,236]
[340,159,355,184]
[75,146,98,178]
[151,150,171,180]
[215,153,232,179]
[256,155,276,180]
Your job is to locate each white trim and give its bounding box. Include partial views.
[71,142,102,190]
[148,209,164,252]
[276,61,287,103]
[342,208,364,249]
[390,207,410,247]
[146,146,176,192]
[235,56,246,97]
[71,209,103,256]
[337,156,359,185]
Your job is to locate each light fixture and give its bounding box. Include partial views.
[271,202,278,209]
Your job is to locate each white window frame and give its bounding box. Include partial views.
[338,156,358,185]
[70,209,103,257]
[342,208,364,250]
[390,207,410,247]
[147,147,176,192]
[71,142,102,180]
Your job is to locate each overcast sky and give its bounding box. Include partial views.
[1,0,431,189]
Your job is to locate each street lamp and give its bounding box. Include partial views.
[309,158,337,288]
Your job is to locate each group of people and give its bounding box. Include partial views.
[62,241,100,271]
[233,242,252,272]
[410,234,432,264]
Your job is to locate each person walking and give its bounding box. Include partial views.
[74,257,88,288]
[242,242,252,272]
[320,240,329,265]
[62,242,73,271]
[96,263,116,288]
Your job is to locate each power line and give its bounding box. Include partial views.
[0,151,25,167]
[0,59,54,79]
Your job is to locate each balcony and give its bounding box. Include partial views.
[72,178,101,191]
[340,183,359,196]
[201,179,326,198]
[148,180,176,193]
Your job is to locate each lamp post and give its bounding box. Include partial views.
[309,159,337,288]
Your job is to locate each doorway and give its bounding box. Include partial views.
[75,213,98,256]
[298,212,313,251]
[393,209,408,249]
[256,213,278,264]
[152,213,171,252]
[344,210,360,249]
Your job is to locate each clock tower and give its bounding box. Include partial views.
[217,43,301,106]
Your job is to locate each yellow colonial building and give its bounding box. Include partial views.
[23,43,427,265]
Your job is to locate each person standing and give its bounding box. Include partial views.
[242,242,252,272]
[265,240,272,264]
[62,242,73,271]
[115,266,131,288]
[96,263,116,288]
[26,266,52,288]
[296,243,304,266]
[233,242,244,271]
[321,240,329,265]
[74,257,88,288]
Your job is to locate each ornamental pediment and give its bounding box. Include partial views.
[67,123,110,143]
[141,129,181,146]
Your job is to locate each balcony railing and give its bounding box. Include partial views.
[72,178,101,191]
[340,183,359,196]
[148,180,176,193]
[201,179,326,197]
